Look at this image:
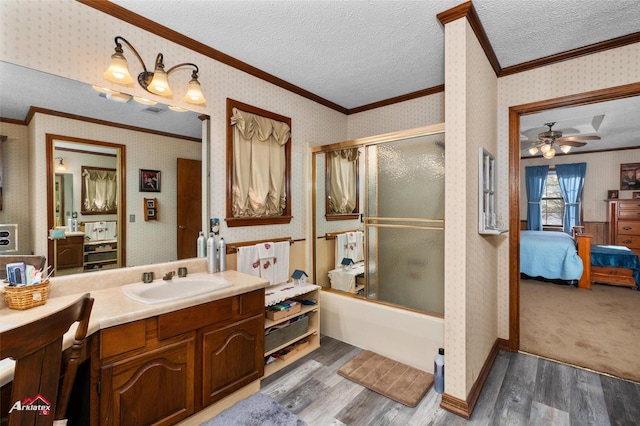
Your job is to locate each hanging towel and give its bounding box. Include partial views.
[257,242,277,285]
[237,246,260,277]
[104,221,117,240]
[352,231,364,263]
[335,233,348,268]
[272,241,290,285]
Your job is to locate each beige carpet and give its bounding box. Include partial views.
[521,279,640,383]
[338,350,433,407]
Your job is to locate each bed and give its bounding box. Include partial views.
[521,230,640,290]
[520,230,584,282]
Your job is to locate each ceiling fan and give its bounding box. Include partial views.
[523,122,601,159]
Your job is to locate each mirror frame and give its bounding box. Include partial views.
[325,151,360,221]
[80,166,118,215]
[46,134,126,269]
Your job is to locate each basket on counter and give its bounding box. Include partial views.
[3,281,50,310]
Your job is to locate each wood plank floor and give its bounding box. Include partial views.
[260,336,640,425]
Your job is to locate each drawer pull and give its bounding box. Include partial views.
[622,240,632,244]
[623,226,632,230]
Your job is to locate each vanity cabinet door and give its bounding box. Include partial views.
[98,335,195,426]
[201,314,264,406]
[56,235,84,269]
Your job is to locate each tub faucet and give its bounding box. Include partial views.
[163,271,175,281]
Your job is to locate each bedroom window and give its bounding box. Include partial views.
[541,170,564,226]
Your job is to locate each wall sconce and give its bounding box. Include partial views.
[54,157,66,171]
[103,36,206,105]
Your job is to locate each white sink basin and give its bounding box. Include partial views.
[121,275,233,304]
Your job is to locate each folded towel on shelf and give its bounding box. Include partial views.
[237,246,260,277]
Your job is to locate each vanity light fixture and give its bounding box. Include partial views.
[55,157,66,171]
[133,96,157,105]
[168,105,188,112]
[104,36,206,105]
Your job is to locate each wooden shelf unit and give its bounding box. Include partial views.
[263,284,320,378]
[83,239,118,272]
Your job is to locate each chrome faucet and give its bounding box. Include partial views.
[163,271,175,281]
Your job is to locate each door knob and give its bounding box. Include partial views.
[178,225,186,230]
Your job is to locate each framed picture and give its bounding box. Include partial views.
[140,169,161,192]
[620,163,640,190]
[608,190,619,199]
[633,192,640,199]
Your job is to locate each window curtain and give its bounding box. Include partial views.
[329,148,358,214]
[83,169,117,212]
[555,162,587,234]
[525,165,549,231]
[230,107,291,217]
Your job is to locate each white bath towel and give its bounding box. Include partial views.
[104,221,117,240]
[335,233,348,268]
[237,246,260,277]
[257,242,275,259]
[272,241,290,285]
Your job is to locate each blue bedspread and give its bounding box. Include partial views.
[520,231,583,280]
[591,245,640,289]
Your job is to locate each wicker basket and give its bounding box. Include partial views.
[4,281,50,310]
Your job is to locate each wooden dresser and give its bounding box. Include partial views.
[607,199,640,257]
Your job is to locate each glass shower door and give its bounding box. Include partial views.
[364,133,445,315]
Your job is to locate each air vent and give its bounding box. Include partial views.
[141,106,165,115]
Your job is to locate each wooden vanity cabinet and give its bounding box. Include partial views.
[92,289,265,426]
[56,235,84,270]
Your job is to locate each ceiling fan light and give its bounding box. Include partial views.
[540,143,551,153]
[148,68,172,96]
[543,148,556,159]
[528,146,539,155]
[560,145,572,154]
[184,77,206,104]
[104,51,133,84]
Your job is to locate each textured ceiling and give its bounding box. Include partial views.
[111,0,640,109]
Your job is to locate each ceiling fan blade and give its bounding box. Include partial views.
[557,135,601,143]
[556,140,587,147]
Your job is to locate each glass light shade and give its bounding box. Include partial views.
[560,145,572,154]
[92,85,120,95]
[133,96,157,105]
[540,143,551,153]
[55,158,66,171]
[104,52,133,84]
[528,146,539,155]
[168,105,188,112]
[542,148,556,159]
[148,69,172,96]
[184,78,206,104]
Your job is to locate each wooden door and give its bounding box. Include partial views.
[177,158,202,259]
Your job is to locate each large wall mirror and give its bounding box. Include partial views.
[0,61,207,275]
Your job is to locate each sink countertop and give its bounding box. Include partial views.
[0,261,269,387]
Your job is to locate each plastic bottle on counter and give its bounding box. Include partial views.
[197,231,206,258]
[71,212,79,232]
[207,233,217,273]
[217,238,226,272]
[434,348,445,394]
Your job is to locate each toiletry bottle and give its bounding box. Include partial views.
[197,231,206,258]
[66,212,72,230]
[434,348,445,394]
[207,233,217,273]
[217,238,226,272]
[71,212,79,232]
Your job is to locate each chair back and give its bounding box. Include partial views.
[0,256,47,280]
[0,293,93,425]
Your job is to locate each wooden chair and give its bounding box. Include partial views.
[0,293,94,426]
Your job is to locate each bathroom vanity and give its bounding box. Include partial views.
[0,260,271,425]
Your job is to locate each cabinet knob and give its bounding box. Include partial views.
[622,240,632,244]
[623,226,632,230]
